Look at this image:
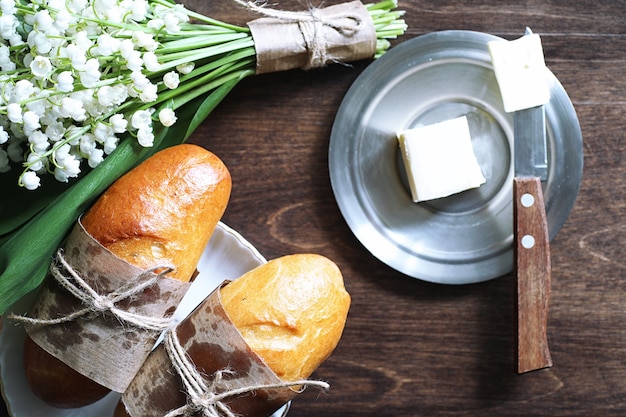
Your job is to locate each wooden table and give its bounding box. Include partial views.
[4,0,625,416]
[189,1,625,416]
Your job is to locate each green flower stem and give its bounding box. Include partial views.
[154,37,255,71]
[365,0,399,11]
[169,65,255,111]
[156,32,250,54]
[154,48,256,100]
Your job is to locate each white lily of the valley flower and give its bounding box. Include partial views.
[131,109,152,130]
[136,127,154,147]
[163,71,179,89]
[88,147,104,167]
[58,97,86,121]
[34,10,54,32]
[93,122,114,143]
[79,133,96,155]
[63,43,87,70]
[139,82,157,103]
[0,14,18,40]
[29,131,50,153]
[158,108,176,127]
[79,58,101,88]
[21,171,41,190]
[7,103,22,123]
[30,55,53,79]
[0,0,16,15]
[176,62,194,74]
[54,9,73,32]
[74,30,93,51]
[53,152,81,182]
[95,33,121,56]
[125,50,143,72]
[103,135,118,154]
[130,0,149,21]
[13,79,35,102]
[143,51,160,71]
[45,121,65,142]
[56,71,74,92]
[26,152,45,172]
[28,31,53,54]
[22,111,41,135]
[109,114,128,134]
[163,12,183,33]
[133,31,158,51]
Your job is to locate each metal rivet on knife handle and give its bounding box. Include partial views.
[514,177,553,374]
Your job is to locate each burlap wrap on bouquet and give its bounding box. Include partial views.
[248,0,376,74]
[24,221,190,393]
[121,283,306,417]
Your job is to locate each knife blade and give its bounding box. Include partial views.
[513,101,553,374]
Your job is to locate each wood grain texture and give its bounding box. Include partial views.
[6,0,626,416]
[514,177,552,374]
[183,1,625,415]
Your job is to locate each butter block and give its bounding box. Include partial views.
[488,32,550,113]
[397,116,486,203]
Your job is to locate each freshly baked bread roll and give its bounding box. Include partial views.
[114,253,350,417]
[220,253,351,382]
[80,143,232,283]
[23,144,232,408]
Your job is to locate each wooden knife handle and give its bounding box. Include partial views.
[514,176,553,374]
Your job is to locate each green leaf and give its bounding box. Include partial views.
[185,76,242,139]
[0,170,72,238]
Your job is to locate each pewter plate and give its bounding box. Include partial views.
[0,222,289,417]
[329,30,583,285]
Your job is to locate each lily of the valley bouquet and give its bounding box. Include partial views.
[0,0,406,313]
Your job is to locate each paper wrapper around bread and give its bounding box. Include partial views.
[247,0,376,74]
[24,220,191,393]
[121,283,299,417]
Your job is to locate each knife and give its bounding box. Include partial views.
[513,102,552,374]
[489,27,553,373]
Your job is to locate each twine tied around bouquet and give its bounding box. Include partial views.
[242,0,377,73]
[163,327,330,417]
[9,249,175,332]
[235,0,364,32]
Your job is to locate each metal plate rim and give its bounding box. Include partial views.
[329,30,583,285]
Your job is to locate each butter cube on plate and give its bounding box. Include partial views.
[397,116,486,203]
[488,32,550,113]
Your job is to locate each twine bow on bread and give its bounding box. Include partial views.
[9,250,175,332]
[163,328,330,417]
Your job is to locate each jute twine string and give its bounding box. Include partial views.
[236,0,364,69]
[163,328,330,417]
[9,250,175,332]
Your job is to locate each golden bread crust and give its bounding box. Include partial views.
[220,254,351,382]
